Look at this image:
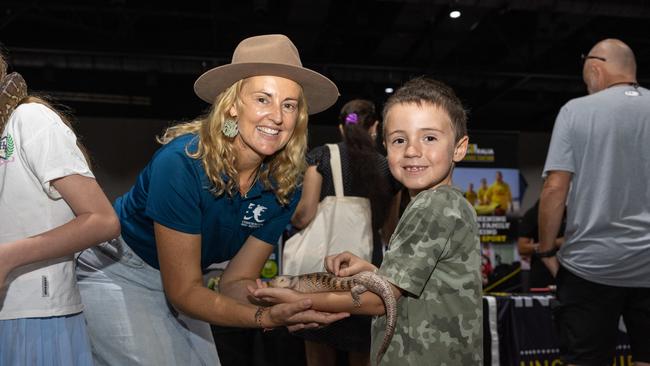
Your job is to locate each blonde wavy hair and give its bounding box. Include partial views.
[158,79,308,206]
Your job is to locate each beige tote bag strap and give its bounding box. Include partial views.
[326,144,344,198]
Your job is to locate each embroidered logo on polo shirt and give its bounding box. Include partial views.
[242,203,268,228]
[0,134,15,160]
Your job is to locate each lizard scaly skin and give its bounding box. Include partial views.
[269,271,396,365]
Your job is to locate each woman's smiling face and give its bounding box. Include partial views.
[230,75,302,158]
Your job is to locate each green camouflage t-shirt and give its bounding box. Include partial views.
[372,185,483,365]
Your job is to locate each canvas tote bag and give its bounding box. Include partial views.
[282,144,373,275]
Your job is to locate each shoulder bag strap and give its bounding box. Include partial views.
[326,144,344,197]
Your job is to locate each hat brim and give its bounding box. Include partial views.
[194,63,339,115]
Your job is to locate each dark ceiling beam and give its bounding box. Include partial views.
[0,2,215,20]
[7,46,585,89]
[378,0,650,18]
[1,46,586,81]
[483,13,528,66]
[289,0,334,55]
[0,0,39,30]
[516,12,593,63]
[471,75,532,112]
[26,13,117,39]
[8,48,225,74]
[399,3,448,64]
[442,9,595,103]
[209,1,221,50]
[7,0,649,20]
[9,47,647,96]
[428,7,492,65]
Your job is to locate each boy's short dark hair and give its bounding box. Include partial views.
[382,77,468,142]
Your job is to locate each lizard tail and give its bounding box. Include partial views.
[375,287,397,365]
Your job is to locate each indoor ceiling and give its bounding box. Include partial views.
[2,0,649,132]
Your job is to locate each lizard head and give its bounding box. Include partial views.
[267,275,297,288]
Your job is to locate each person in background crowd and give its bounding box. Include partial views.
[465,182,478,206]
[517,199,564,291]
[290,99,399,366]
[480,253,493,286]
[0,51,120,366]
[486,170,512,214]
[75,34,348,366]
[539,38,650,366]
[477,177,489,205]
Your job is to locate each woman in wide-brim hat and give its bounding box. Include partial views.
[76,34,344,365]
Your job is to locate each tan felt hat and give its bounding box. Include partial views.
[194,34,339,114]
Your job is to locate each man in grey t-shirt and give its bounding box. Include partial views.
[539,39,650,366]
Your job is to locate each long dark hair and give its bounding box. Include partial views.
[339,99,391,231]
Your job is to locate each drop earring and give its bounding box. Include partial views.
[222,118,239,138]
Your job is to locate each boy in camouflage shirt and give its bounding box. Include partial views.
[371,186,482,365]
[253,77,483,365]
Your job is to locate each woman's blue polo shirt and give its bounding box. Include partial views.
[114,134,300,270]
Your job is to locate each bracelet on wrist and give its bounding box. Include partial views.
[254,306,274,332]
[535,247,558,258]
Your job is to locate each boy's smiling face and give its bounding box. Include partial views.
[384,102,468,196]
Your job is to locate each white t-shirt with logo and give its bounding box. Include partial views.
[0,103,94,319]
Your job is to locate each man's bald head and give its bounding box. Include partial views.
[583,39,637,94]
[590,39,636,76]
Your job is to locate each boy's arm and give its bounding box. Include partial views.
[251,281,403,316]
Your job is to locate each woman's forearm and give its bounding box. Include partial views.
[169,282,263,327]
[219,278,259,304]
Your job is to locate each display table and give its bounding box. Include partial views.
[483,293,632,366]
